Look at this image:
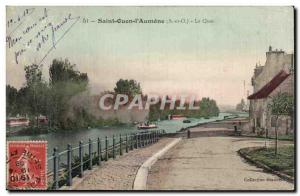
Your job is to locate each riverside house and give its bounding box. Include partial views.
[248,46,294,136]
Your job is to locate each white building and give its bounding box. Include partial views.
[248,46,294,135]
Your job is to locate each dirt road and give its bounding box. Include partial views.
[147,135,294,190]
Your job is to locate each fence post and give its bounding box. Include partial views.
[97,137,101,166]
[153,131,155,143]
[142,133,145,147]
[151,132,153,143]
[138,133,141,147]
[136,133,138,149]
[139,133,142,147]
[138,133,141,148]
[88,139,92,170]
[67,144,72,186]
[129,133,133,150]
[105,136,108,161]
[113,135,116,159]
[187,129,191,138]
[79,141,83,178]
[159,130,161,138]
[53,147,59,190]
[146,133,148,145]
[120,134,123,156]
[126,134,129,153]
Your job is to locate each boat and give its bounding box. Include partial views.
[6,117,30,127]
[36,115,48,124]
[137,122,157,130]
[170,114,186,120]
[183,119,191,123]
[224,115,229,119]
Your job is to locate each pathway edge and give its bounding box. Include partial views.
[133,137,182,190]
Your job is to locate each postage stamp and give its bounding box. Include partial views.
[6,141,47,190]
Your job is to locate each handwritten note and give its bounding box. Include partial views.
[6,7,80,65]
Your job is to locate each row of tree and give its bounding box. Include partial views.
[6,59,88,130]
[7,63,220,131]
[148,97,220,121]
[102,79,220,121]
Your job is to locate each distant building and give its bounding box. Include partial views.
[248,46,294,135]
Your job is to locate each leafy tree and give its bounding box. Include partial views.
[23,64,49,126]
[48,59,89,129]
[15,86,31,116]
[49,59,88,85]
[114,79,142,98]
[7,59,90,131]
[198,97,220,118]
[6,85,18,116]
[148,96,220,121]
[268,92,294,155]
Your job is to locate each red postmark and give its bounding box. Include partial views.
[7,141,47,190]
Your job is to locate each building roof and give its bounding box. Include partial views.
[248,70,290,100]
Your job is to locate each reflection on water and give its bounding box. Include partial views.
[7,112,247,157]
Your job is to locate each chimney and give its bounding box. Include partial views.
[269,46,272,52]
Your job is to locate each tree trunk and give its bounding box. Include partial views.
[265,128,268,148]
[290,112,294,133]
[286,118,289,135]
[275,116,278,155]
[36,114,39,127]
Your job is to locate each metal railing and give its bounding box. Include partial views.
[46,129,165,190]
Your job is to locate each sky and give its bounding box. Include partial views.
[6,6,294,106]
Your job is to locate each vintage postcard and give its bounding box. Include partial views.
[6,6,295,191]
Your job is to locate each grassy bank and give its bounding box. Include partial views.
[245,134,294,141]
[239,145,294,178]
[252,134,294,141]
[265,134,294,141]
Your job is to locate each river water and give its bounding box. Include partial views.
[7,112,246,157]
